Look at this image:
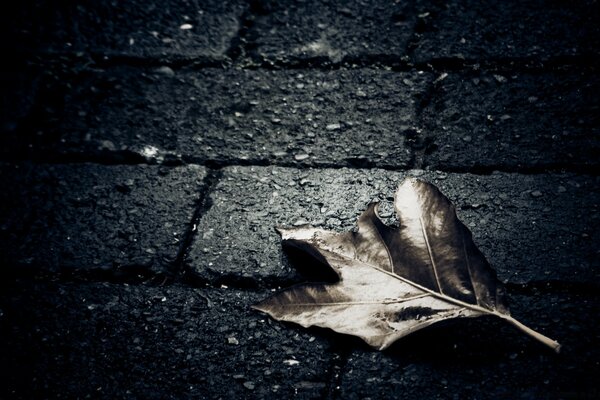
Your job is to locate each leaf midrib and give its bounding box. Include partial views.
[279,293,431,307]
[321,247,494,318]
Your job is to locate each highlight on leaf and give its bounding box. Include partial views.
[253,178,560,352]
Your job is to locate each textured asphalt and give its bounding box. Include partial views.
[1,1,599,399]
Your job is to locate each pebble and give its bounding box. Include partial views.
[227,337,239,345]
[530,190,543,198]
[155,66,175,77]
[294,153,309,161]
[326,123,341,131]
[557,185,567,193]
[243,381,255,390]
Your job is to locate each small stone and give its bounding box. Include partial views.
[99,140,116,151]
[227,337,239,345]
[284,359,300,366]
[243,381,255,390]
[326,123,341,130]
[339,7,353,17]
[557,185,567,193]
[462,136,472,142]
[180,24,193,30]
[293,219,309,226]
[155,66,175,77]
[530,190,543,198]
[433,73,448,84]
[294,153,309,161]
[493,74,508,83]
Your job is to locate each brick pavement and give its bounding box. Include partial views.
[1,1,599,399]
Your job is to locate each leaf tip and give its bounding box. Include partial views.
[275,226,297,240]
[250,302,267,313]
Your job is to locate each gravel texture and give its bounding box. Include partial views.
[247,0,416,63]
[412,0,600,61]
[338,291,600,399]
[1,0,246,60]
[186,166,599,285]
[422,70,600,171]
[15,67,428,167]
[0,281,333,399]
[0,164,206,275]
[1,0,599,398]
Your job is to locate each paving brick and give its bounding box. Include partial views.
[0,281,333,399]
[246,0,417,63]
[422,71,600,170]
[0,164,205,275]
[25,67,428,167]
[337,290,600,399]
[1,0,245,60]
[0,60,40,135]
[412,0,600,62]
[186,166,599,285]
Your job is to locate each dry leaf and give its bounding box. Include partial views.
[254,178,560,352]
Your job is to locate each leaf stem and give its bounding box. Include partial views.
[495,313,561,353]
[323,251,562,353]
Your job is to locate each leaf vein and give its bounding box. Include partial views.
[281,294,431,307]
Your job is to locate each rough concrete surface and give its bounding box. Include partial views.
[187,166,598,285]
[422,70,600,170]
[1,0,599,399]
[0,281,333,399]
[412,0,600,62]
[1,0,246,60]
[5,67,428,167]
[247,0,416,63]
[339,291,600,400]
[0,164,206,276]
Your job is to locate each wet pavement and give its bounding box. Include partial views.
[1,1,599,399]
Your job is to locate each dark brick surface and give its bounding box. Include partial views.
[1,0,599,398]
[0,61,40,135]
[18,67,428,167]
[186,166,599,285]
[422,70,600,170]
[412,0,600,62]
[1,0,246,60]
[338,291,600,399]
[0,281,333,399]
[0,164,205,275]
[247,0,416,63]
